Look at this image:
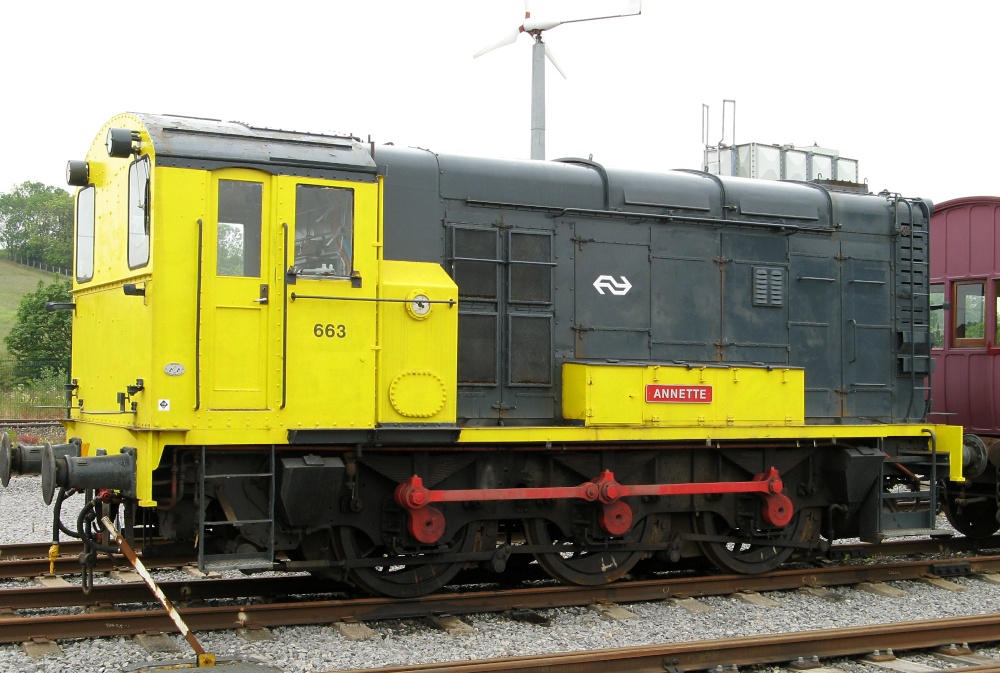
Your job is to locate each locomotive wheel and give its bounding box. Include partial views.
[943,492,1000,538]
[695,506,817,574]
[331,524,479,598]
[522,515,652,585]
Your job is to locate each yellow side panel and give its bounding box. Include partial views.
[562,362,804,427]
[932,423,965,482]
[145,168,206,429]
[212,307,265,391]
[377,261,458,424]
[70,114,157,433]
[284,278,377,426]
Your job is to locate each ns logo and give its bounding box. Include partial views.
[593,275,632,296]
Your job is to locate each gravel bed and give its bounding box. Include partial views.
[1,474,999,672]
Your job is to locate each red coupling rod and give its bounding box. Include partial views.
[394,466,793,544]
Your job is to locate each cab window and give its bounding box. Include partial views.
[127,157,151,269]
[294,185,353,277]
[954,281,985,346]
[216,180,263,277]
[76,186,95,282]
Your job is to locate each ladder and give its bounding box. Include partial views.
[873,442,950,540]
[893,196,934,418]
[197,446,276,572]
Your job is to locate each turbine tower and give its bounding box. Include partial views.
[474,1,641,160]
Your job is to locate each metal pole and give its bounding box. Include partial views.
[102,517,216,667]
[530,35,545,160]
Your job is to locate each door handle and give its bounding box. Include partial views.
[848,318,857,363]
[253,284,269,304]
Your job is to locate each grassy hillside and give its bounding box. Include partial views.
[0,257,64,355]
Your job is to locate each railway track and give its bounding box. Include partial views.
[0,419,62,427]
[2,532,998,580]
[322,614,1000,673]
[4,551,1000,645]
[0,540,195,579]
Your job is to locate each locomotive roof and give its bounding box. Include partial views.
[131,112,377,175]
[123,112,918,232]
[372,144,905,233]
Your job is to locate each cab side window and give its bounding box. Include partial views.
[294,185,353,277]
[76,186,95,282]
[127,157,151,269]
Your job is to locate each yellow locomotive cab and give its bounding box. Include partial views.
[59,114,459,505]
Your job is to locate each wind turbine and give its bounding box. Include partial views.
[474,1,641,160]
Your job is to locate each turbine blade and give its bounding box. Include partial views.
[473,28,522,59]
[544,43,567,79]
[558,0,642,26]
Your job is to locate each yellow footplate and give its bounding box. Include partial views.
[562,361,805,427]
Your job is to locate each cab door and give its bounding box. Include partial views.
[279,176,379,428]
[201,170,274,410]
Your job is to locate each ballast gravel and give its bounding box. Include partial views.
[1,475,998,673]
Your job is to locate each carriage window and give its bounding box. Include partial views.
[995,281,1000,347]
[76,186,95,282]
[954,281,985,346]
[127,157,151,269]
[929,283,944,348]
[294,185,353,277]
[217,180,262,277]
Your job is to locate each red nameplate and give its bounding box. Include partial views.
[645,385,713,403]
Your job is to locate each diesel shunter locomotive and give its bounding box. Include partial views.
[0,113,987,597]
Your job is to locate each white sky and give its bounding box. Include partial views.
[1,1,995,205]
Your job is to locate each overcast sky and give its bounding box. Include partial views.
[1,1,994,205]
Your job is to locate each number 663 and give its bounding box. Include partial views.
[314,324,346,338]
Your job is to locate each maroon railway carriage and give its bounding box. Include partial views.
[929,196,1000,435]
[929,195,1000,536]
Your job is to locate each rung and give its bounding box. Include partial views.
[204,472,274,479]
[877,528,952,539]
[203,556,274,571]
[881,492,931,500]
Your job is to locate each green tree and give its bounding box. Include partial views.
[0,182,73,269]
[4,279,72,379]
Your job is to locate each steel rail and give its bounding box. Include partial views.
[0,420,62,427]
[0,575,335,610]
[0,530,984,570]
[0,533,998,584]
[0,526,997,570]
[320,614,1000,673]
[0,541,88,560]
[0,553,194,579]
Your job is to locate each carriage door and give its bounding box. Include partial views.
[201,170,273,410]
